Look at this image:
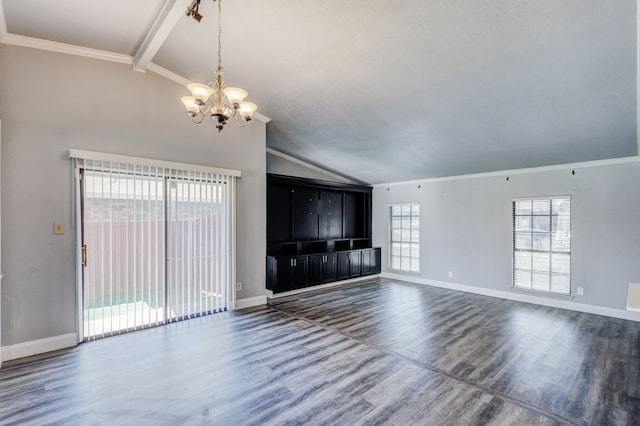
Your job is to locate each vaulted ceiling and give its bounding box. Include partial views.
[1,0,638,183]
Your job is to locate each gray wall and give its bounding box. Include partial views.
[0,44,266,347]
[372,161,640,311]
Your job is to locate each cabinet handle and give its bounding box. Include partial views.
[294,259,297,267]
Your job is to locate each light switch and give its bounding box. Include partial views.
[54,222,65,235]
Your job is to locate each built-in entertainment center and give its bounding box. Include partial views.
[266,174,381,293]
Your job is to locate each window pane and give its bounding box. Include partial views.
[552,198,570,214]
[391,256,401,270]
[410,258,420,272]
[532,200,550,214]
[400,257,411,270]
[514,251,532,270]
[515,233,532,250]
[551,273,570,294]
[514,269,531,288]
[532,271,549,291]
[551,253,570,274]
[552,232,570,252]
[513,197,570,295]
[514,200,532,215]
[515,216,531,230]
[532,252,550,272]
[389,203,419,272]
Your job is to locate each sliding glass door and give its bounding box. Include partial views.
[81,169,166,339]
[76,156,235,341]
[166,176,231,321]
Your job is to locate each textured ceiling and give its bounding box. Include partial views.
[2,0,638,183]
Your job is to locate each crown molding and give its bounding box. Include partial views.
[146,62,191,86]
[1,31,272,124]
[373,156,640,188]
[1,33,133,64]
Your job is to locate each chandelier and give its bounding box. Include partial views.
[181,0,257,132]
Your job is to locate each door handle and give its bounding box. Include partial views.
[82,244,88,268]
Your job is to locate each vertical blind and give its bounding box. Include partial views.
[71,150,238,341]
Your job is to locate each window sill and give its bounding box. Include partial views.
[387,269,421,277]
[510,286,575,300]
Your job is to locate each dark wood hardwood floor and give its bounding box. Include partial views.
[1,277,639,425]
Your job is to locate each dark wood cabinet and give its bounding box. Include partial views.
[275,255,308,292]
[267,174,379,293]
[309,253,337,286]
[338,250,363,279]
[361,248,382,276]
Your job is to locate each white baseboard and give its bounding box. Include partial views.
[235,295,268,310]
[381,272,640,322]
[268,274,381,299]
[1,333,78,363]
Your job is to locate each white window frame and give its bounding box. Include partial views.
[389,203,420,273]
[512,196,571,295]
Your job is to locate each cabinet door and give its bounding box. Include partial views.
[349,250,362,278]
[324,253,337,283]
[292,188,318,240]
[291,256,309,290]
[337,252,350,280]
[371,248,381,274]
[361,248,381,275]
[308,254,325,286]
[319,190,343,239]
[275,256,293,293]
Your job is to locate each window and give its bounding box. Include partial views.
[390,203,420,272]
[513,197,571,294]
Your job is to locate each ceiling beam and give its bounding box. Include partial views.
[133,0,191,72]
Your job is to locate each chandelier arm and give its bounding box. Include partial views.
[192,113,206,124]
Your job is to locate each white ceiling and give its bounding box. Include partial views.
[1,0,638,184]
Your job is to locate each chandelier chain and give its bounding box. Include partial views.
[217,0,223,71]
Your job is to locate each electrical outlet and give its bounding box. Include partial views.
[576,287,584,296]
[54,222,65,235]
[236,282,242,291]
[448,271,453,279]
